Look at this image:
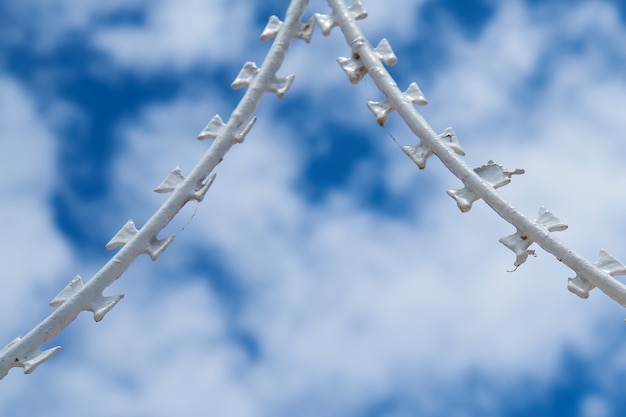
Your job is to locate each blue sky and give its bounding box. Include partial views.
[2,0,626,415]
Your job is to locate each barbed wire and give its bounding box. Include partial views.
[2,0,625,381]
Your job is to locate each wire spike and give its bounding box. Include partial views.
[536,207,568,232]
[499,230,535,267]
[404,82,428,106]
[446,187,479,213]
[500,208,566,268]
[596,249,626,277]
[260,15,283,41]
[268,74,295,98]
[154,167,186,193]
[474,160,524,188]
[439,127,465,155]
[348,0,368,20]
[337,55,367,84]
[106,219,138,251]
[197,114,226,141]
[568,274,593,299]
[261,15,314,42]
[313,13,336,36]
[296,17,316,43]
[374,38,397,66]
[402,127,462,170]
[231,62,259,90]
[401,143,431,169]
[367,98,395,126]
[146,235,175,261]
[0,338,62,377]
[22,346,62,375]
[315,0,367,36]
[447,161,524,212]
[569,250,626,299]
[89,293,125,322]
[49,275,84,307]
[49,274,123,321]
[192,173,216,202]
[234,117,257,143]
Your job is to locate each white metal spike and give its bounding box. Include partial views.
[231,62,259,90]
[499,207,566,268]
[268,74,295,98]
[260,15,283,41]
[567,274,594,299]
[105,219,139,250]
[154,167,186,193]
[366,98,394,126]
[596,249,626,276]
[401,142,430,169]
[536,207,568,232]
[438,127,464,155]
[368,83,428,126]
[232,62,294,98]
[0,337,62,377]
[402,128,464,170]
[474,160,524,188]
[337,55,366,84]
[263,16,315,43]
[22,346,62,375]
[314,13,336,36]
[403,82,428,106]
[569,250,626,299]
[315,0,367,36]
[49,275,84,307]
[197,114,226,141]
[234,117,257,143]
[49,275,123,321]
[447,161,524,212]
[338,39,399,85]
[89,293,125,322]
[192,173,216,202]
[296,17,316,43]
[446,187,479,213]
[146,235,175,261]
[348,0,368,21]
[373,38,397,66]
[499,230,536,267]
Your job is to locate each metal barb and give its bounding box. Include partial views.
[568,250,626,299]
[367,82,428,126]
[499,207,567,268]
[315,0,367,36]
[105,219,139,250]
[0,337,61,378]
[402,127,463,169]
[261,15,315,43]
[447,161,525,212]
[49,275,124,322]
[0,0,310,379]
[197,115,226,141]
[154,167,186,193]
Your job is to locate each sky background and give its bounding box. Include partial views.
[2,0,626,415]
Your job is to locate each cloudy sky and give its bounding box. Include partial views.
[2,0,626,415]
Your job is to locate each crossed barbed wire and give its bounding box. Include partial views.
[2,0,625,380]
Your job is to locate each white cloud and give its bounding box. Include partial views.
[5,0,254,71]
[0,75,75,337]
[92,0,255,71]
[580,394,611,417]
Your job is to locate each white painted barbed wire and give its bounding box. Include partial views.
[324,0,626,306]
[0,0,310,379]
[2,0,626,382]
